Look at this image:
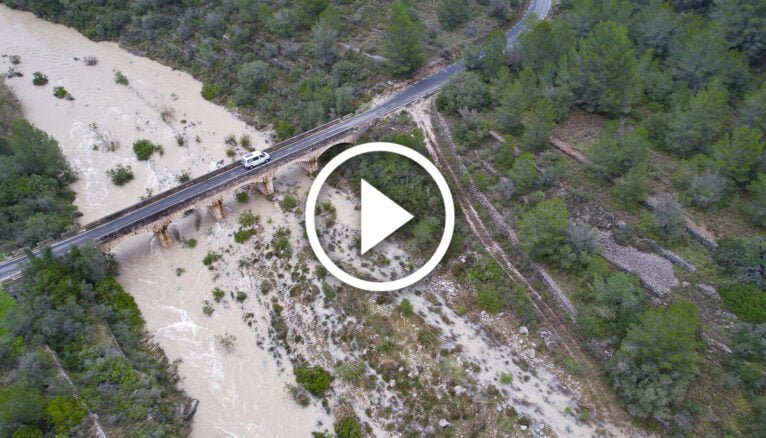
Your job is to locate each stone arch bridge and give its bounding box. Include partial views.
[98,124,365,252]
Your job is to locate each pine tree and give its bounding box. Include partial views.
[520,20,575,72]
[665,81,729,156]
[737,82,766,134]
[712,127,764,186]
[668,18,750,91]
[481,30,507,79]
[588,122,650,178]
[518,197,570,260]
[745,173,766,229]
[521,97,556,151]
[613,164,648,208]
[385,1,425,76]
[608,302,701,420]
[711,0,766,63]
[312,7,339,68]
[496,81,530,134]
[630,0,677,57]
[438,0,471,29]
[569,21,643,115]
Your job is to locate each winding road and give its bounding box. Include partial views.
[0,0,550,281]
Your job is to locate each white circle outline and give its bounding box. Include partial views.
[305,142,455,292]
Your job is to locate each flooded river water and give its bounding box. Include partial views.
[0,5,328,436]
[0,4,639,437]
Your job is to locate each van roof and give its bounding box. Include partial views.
[242,151,264,159]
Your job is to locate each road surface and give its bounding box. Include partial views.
[0,0,550,281]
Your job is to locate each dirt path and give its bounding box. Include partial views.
[409,100,641,436]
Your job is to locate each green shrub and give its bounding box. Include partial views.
[212,287,225,302]
[272,228,292,258]
[315,264,328,280]
[53,86,73,100]
[236,191,249,203]
[499,373,513,384]
[275,120,296,140]
[234,228,257,243]
[235,291,248,302]
[132,139,161,161]
[720,284,766,323]
[201,82,221,100]
[106,164,134,186]
[280,194,299,211]
[202,251,221,266]
[399,298,414,316]
[113,69,129,85]
[32,72,48,86]
[238,211,259,227]
[294,365,333,397]
[240,134,251,149]
[518,197,569,261]
[334,416,362,438]
[46,396,87,435]
[477,286,503,313]
[176,169,191,183]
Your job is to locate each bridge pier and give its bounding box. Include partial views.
[300,156,319,175]
[153,223,173,248]
[257,175,275,196]
[208,198,226,221]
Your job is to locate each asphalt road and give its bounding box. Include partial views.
[0,0,550,282]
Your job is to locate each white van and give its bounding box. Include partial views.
[241,151,270,169]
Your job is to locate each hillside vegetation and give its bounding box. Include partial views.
[0,79,78,257]
[0,246,194,436]
[5,0,522,138]
[432,0,766,434]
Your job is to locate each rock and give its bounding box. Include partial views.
[698,284,719,299]
[438,418,450,428]
[616,220,627,230]
[597,231,679,297]
[177,399,198,421]
[519,326,529,335]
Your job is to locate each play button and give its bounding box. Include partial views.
[305,142,455,292]
[360,179,414,255]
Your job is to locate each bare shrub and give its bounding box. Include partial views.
[686,170,725,209]
[160,105,175,123]
[653,193,686,242]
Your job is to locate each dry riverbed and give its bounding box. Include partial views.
[116,158,619,436]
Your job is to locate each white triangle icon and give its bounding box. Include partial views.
[360,179,414,255]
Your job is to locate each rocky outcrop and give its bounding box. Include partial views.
[597,231,679,297]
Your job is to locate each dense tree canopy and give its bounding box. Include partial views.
[568,21,643,115]
[384,1,425,76]
[0,247,191,435]
[608,302,701,420]
[0,120,77,253]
